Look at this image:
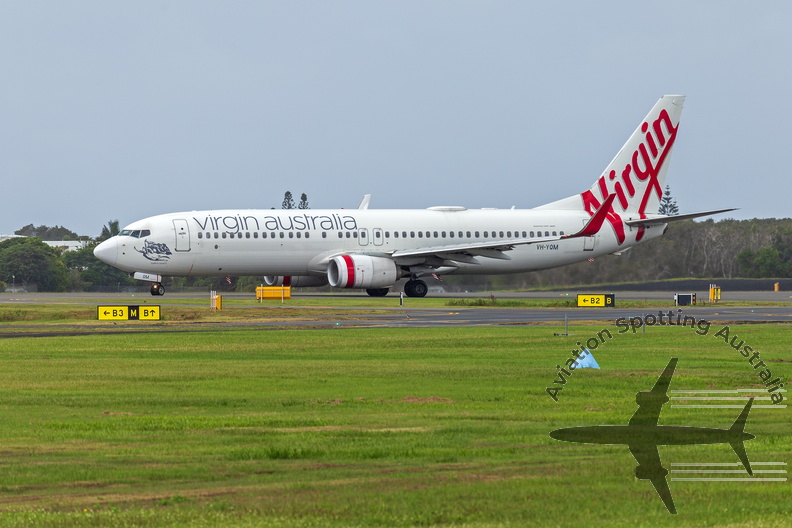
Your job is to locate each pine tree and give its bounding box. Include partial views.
[298,193,309,209]
[282,191,296,210]
[658,185,679,215]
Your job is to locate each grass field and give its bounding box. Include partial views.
[0,318,789,526]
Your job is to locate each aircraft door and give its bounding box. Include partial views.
[582,219,596,251]
[358,228,369,246]
[373,228,384,246]
[173,219,191,252]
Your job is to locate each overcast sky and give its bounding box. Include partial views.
[1,2,789,237]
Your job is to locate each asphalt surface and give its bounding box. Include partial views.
[1,291,791,332]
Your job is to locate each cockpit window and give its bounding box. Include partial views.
[118,229,150,238]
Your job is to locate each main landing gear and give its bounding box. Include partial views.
[365,288,390,297]
[403,279,428,298]
[150,282,165,296]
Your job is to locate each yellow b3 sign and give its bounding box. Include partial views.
[576,294,615,307]
[97,305,161,321]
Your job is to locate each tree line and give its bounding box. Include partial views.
[444,217,792,291]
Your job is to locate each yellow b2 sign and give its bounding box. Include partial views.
[97,305,161,321]
[576,294,615,308]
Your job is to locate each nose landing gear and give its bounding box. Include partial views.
[150,282,165,296]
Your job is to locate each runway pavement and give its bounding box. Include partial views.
[1,291,791,332]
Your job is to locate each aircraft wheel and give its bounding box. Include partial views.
[404,280,428,298]
[151,282,164,296]
[366,288,389,297]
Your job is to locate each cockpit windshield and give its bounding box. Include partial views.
[118,229,151,238]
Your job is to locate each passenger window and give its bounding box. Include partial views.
[449,231,454,238]
[253,232,258,239]
[305,233,310,239]
[338,232,343,238]
[279,232,284,239]
[545,231,550,236]
[353,232,358,238]
[245,232,250,239]
[507,231,512,237]
[522,231,527,237]
[552,231,557,236]
[221,232,227,239]
[483,232,488,238]
[441,231,446,237]
[433,231,438,238]
[418,232,423,238]
[346,232,351,238]
[425,231,430,238]
[197,232,203,239]
[475,231,479,237]
[458,231,463,238]
[466,231,471,237]
[322,232,327,238]
[560,231,564,235]
[296,232,301,238]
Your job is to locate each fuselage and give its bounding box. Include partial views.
[93,206,666,278]
[549,425,755,446]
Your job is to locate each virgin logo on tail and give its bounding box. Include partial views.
[581,109,679,243]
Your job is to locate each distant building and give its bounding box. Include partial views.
[0,235,89,252]
[42,240,89,252]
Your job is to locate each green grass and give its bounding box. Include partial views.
[0,324,789,526]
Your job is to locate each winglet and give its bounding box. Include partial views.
[357,194,371,210]
[728,397,755,476]
[563,194,616,239]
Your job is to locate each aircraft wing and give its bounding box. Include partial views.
[389,195,616,263]
[629,358,678,427]
[629,444,676,514]
[624,208,737,227]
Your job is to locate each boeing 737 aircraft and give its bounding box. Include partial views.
[94,95,734,296]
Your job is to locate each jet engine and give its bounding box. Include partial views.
[327,255,399,289]
[263,275,328,288]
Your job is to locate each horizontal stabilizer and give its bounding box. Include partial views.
[729,398,755,476]
[625,208,737,227]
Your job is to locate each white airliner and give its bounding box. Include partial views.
[94,95,733,297]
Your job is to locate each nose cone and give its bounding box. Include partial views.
[549,428,578,442]
[94,238,118,267]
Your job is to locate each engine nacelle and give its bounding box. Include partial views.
[327,255,399,289]
[263,275,328,288]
